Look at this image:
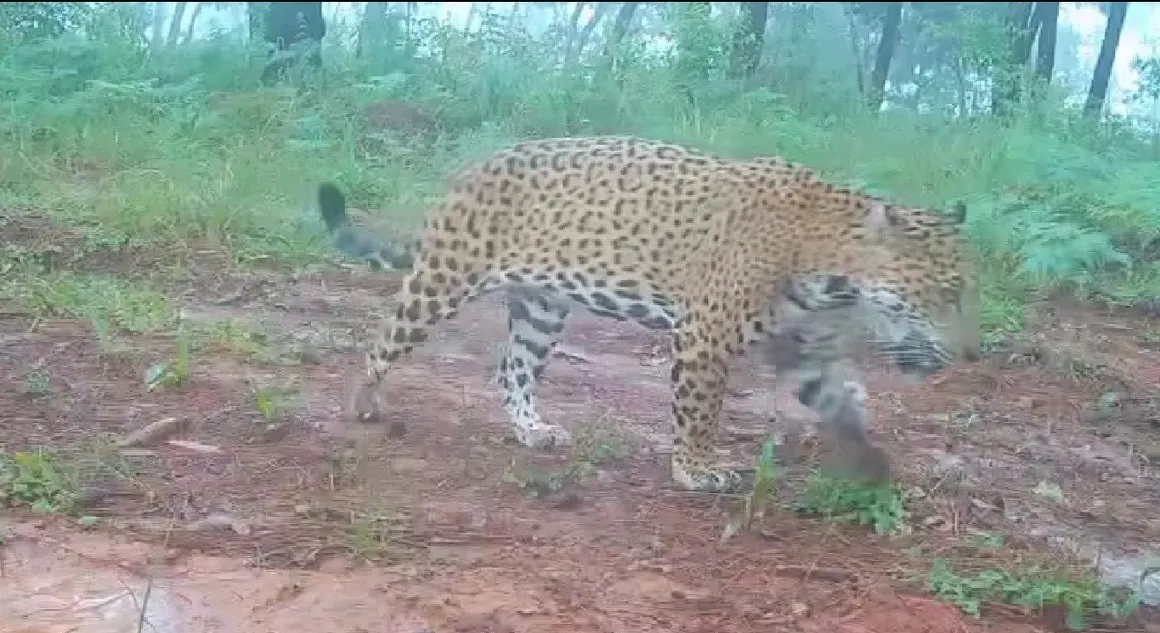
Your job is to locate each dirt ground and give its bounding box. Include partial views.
[3,215,1159,633]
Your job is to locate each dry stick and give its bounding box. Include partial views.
[136,512,178,633]
[134,577,154,633]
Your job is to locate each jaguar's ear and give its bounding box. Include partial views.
[948,201,967,226]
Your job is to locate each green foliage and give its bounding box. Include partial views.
[794,471,909,535]
[928,559,1141,630]
[145,329,192,391]
[253,384,300,427]
[4,272,175,334]
[721,433,781,541]
[0,2,1157,336]
[0,2,93,44]
[0,4,1156,621]
[0,449,80,514]
[1,250,182,358]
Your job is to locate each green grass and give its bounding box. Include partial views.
[1,3,1158,626]
[720,437,1144,628]
[928,558,1142,630]
[792,470,910,535]
[4,272,175,334]
[0,449,81,514]
[0,9,1157,336]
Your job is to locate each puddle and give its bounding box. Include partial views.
[0,529,435,633]
[3,534,185,633]
[1028,523,1160,606]
[1101,553,1160,606]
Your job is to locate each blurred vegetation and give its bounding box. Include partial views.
[1,1,1159,341]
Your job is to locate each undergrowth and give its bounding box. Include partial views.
[0,5,1158,338]
[723,437,1145,628]
[0,449,80,514]
[0,3,1157,626]
[928,558,1142,630]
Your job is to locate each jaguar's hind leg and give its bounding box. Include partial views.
[352,260,490,422]
[496,287,573,448]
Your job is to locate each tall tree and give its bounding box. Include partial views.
[357,2,389,58]
[182,2,205,46]
[563,2,585,61]
[149,2,167,53]
[844,3,866,96]
[1084,1,1129,118]
[1033,1,1059,84]
[599,1,640,85]
[992,2,1035,116]
[566,3,610,67]
[603,1,639,58]
[248,2,267,43]
[728,2,769,79]
[867,2,902,112]
[255,2,326,85]
[165,1,187,49]
[673,2,714,83]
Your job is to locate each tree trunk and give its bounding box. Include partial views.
[598,1,639,84]
[845,3,865,96]
[867,2,902,113]
[991,2,1035,117]
[403,2,417,56]
[358,2,389,58]
[258,2,327,86]
[675,2,714,83]
[953,56,969,117]
[1033,2,1059,84]
[149,2,167,53]
[248,3,268,43]
[570,3,610,65]
[465,3,490,33]
[604,2,638,57]
[183,2,205,46]
[728,2,768,79]
[1084,2,1129,118]
[165,2,187,50]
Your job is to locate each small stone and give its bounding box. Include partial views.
[932,452,965,478]
[922,515,952,531]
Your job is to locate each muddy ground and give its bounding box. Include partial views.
[2,214,1159,633]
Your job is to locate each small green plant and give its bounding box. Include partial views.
[966,530,1006,550]
[25,369,52,397]
[793,470,909,535]
[721,433,780,540]
[197,317,276,361]
[23,274,175,334]
[253,384,300,427]
[503,452,609,499]
[145,329,192,391]
[348,505,411,562]
[571,418,629,468]
[928,559,1141,630]
[1138,329,1160,344]
[0,449,80,514]
[502,461,578,499]
[503,418,631,500]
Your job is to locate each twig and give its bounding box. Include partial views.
[774,564,857,583]
[135,576,153,633]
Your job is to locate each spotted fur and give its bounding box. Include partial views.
[319,136,980,493]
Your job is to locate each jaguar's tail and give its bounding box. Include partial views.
[317,182,416,271]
